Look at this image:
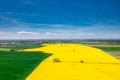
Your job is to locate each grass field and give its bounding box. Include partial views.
[0,51,51,80]
[93,47,120,52]
[90,46,120,59]
[0,43,51,80]
[0,43,41,50]
[0,48,10,51]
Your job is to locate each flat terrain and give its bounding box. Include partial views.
[83,42,120,59]
[0,40,120,80]
[108,52,120,59]
[0,51,50,80]
[24,44,120,80]
[0,42,48,80]
[86,45,120,59]
[0,48,10,51]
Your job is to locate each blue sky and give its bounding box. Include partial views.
[0,0,120,39]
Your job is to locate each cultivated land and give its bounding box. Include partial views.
[80,40,120,59]
[0,40,120,80]
[0,48,10,51]
[24,43,120,80]
[0,42,51,80]
[0,51,50,80]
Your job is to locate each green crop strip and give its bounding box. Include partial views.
[0,51,51,80]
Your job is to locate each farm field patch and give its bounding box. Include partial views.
[93,47,120,52]
[24,44,120,80]
[0,48,10,51]
[0,51,50,80]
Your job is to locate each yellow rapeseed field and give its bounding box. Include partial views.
[24,43,120,80]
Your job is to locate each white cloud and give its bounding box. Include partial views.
[17,31,40,35]
[0,31,98,39]
[0,32,6,35]
[0,31,13,35]
[0,30,120,40]
[0,16,120,39]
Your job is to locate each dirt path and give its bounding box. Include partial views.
[108,52,120,59]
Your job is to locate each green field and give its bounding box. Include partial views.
[0,51,51,80]
[0,48,10,51]
[0,43,41,50]
[94,47,120,52]
[93,47,120,59]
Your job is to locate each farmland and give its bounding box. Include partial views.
[0,48,10,51]
[0,40,120,80]
[0,51,51,80]
[24,43,120,80]
[82,41,120,59]
[0,41,51,80]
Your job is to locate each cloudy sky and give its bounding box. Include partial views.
[0,0,120,39]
